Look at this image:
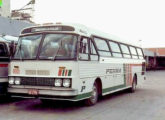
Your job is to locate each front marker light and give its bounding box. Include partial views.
[63,79,71,87]
[9,78,14,85]
[54,79,62,87]
[15,78,21,85]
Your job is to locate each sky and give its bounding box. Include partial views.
[10,0,165,48]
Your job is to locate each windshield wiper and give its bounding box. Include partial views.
[16,40,23,60]
[53,39,62,60]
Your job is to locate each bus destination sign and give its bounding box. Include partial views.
[31,26,62,32]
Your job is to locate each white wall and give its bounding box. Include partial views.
[0,0,10,17]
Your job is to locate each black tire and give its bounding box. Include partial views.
[40,99,52,105]
[85,82,99,106]
[0,94,11,103]
[130,75,137,93]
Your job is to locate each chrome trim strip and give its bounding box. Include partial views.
[10,85,75,91]
[8,88,78,96]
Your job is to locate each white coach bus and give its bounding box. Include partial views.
[8,23,145,105]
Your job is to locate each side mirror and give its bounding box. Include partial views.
[9,41,16,57]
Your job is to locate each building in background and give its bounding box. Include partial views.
[0,0,34,42]
[0,16,33,37]
[143,49,156,70]
[11,0,35,23]
[0,0,10,17]
[144,48,165,70]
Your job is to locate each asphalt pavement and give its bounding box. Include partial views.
[0,71,165,120]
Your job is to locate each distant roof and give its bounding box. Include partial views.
[145,48,165,56]
[0,16,34,37]
[143,49,155,57]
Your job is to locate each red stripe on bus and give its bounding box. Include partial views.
[65,70,68,76]
[130,64,132,85]
[58,69,62,76]
[129,64,141,84]
[126,64,129,86]
[0,64,8,67]
[130,64,142,66]
[125,63,142,86]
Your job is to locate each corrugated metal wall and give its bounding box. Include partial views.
[0,16,34,36]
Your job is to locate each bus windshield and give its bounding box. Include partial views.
[39,34,77,60]
[14,34,77,60]
[14,34,42,59]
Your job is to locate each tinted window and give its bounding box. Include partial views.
[137,48,144,59]
[79,37,89,60]
[113,53,122,57]
[90,40,97,55]
[79,37,89,54]
[120,44,130,54]
[98,51,111,57]
[0,43,7,57]
[109,41,120,52]
[129,46,139,59]
[132,55,138,59]
[129,46,137,55]
[14,34,42,59]
[39,34,77,60]
[120,44,131,58]
[94,38,109,51]
[109,41,122,58]
[123,54,131,58]
[137,48,143,56]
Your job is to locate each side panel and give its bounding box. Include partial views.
[8,57,145,101]
[78,57,145,97]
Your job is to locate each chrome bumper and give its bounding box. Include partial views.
[8,86,78,97]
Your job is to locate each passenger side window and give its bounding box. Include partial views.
[94,37,111,57]
[89,39,98,61]
[137,48,144,59]
[94,38,109,51]
[109,41,122,58]
[90,40,97,55]
[129,46,138,59]
[79,37,89,60]
[120,44,131,58]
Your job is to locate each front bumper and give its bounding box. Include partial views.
[8,85,78,101]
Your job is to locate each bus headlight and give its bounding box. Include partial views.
[9,77,14,85]
[15,77,21,85]
[54,79,62,87]
[63,79,71,87]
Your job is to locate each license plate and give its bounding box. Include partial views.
[28,89,39,95]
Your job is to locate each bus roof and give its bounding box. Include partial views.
[21,23,140,47]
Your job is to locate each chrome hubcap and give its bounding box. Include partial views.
[90,84,98,103]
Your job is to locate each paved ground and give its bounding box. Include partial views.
[0,71,165,120]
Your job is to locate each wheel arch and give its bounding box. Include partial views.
[134,73,137,85]
[95,77,103,97]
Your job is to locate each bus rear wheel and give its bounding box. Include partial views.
[85,82,98,106]
[130,75,137,93]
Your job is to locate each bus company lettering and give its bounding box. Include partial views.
[58,67,72,76]
[106,68,121,74]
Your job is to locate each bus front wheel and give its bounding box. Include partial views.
[85,82,99,106]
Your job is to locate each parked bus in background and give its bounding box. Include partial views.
[0,36,18,98]
[0,38,11,97]
[8,23,146,106]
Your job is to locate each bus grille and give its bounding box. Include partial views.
[20,77,55,86]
